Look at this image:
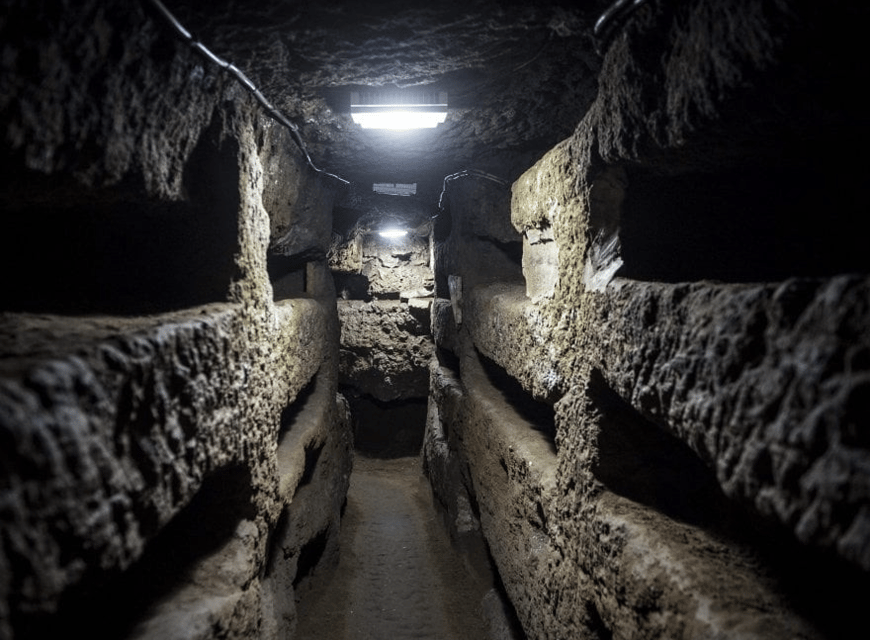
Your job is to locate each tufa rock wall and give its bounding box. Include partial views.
[0,2,351,639]
[425,1,869,639]
[329,192,435,453]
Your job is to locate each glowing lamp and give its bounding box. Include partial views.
[378,228,408,239]
[351,91,447,130]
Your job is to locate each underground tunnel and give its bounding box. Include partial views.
[1,0,869,639]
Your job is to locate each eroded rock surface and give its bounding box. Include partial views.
[329,193,435,450]
[337,300,432,402]
[162,0,609,194]
[425,2,870,639]
[1,3,353,639]
[3,0,870,639]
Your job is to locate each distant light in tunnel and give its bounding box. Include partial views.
[350,91,447,130]
[378,228,408,239]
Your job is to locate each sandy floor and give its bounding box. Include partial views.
[295,455,490,640]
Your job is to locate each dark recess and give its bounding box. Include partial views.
[485,542,528,640]
[0,192,238,315]
[588,370,870,638]
[0,113,241,315]
[14,465,255,640]
[263,506,291,578]
[277,374,318,443]
[585,600,613,640]
[590,370,740,530]
[617,165,867,283]
[485,237,523,270]
[268,253,309,299]
[293,527,330,589]
[333,272,372,301]
[476,350,557,449]
[436,347,461,378]
[294,440,325,495]
[342,389,428,457]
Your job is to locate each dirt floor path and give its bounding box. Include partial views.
[295,455,490,640]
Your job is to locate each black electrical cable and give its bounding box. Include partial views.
[143,0,349,185]
[593,0,650,54]
[437,169,509,213]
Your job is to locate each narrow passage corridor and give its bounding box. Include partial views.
[295,455,489,640]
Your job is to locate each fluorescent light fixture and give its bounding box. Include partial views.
[351,91,447,130]
[353,111,446,129]
[378,228,408,239]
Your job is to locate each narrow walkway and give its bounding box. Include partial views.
[295,455,489,640]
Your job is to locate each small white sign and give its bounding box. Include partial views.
[373,183,417,196]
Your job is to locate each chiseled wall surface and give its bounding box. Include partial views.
[332,222,435,404]
[0,3,351,639]
[426,1,869,639]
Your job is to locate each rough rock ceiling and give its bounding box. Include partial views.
[168,0,613,198]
